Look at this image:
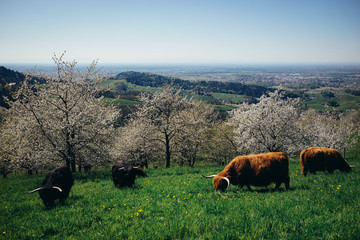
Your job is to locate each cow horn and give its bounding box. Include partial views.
[221,177,230,189]
[27,187,43,194]
[350,165,356,168]
[202,174,217,178]
[52,186,63,192]
[118,167,125,170]
[133,166,140,169]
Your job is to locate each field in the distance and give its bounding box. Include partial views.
[1,159,359,240]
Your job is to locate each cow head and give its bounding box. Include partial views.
[134,167,147,177]
[203,174,229,191]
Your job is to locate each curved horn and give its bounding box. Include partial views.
[27,187,43,194]
[52,186,63,192]
[118,167,125,171]
[221,177,230,190]
[202,174,217,178]
[133,166,140,169]
[350,165,356,168]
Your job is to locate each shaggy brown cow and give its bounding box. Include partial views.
[204,152,290,191]
[300,147,352,176]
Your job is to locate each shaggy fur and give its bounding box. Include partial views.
[300,147,351,176]
[112,162,147,188]
[28,166,74,207]
[208,152,290,191]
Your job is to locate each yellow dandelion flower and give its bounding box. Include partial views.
[138,209,143,212]
[135,212,139,216]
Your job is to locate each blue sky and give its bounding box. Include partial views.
[1,0,360,64]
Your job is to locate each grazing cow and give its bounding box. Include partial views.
[300,147,352,176]
[28,166,74,207]
[112,162,147,188]
[203,152,290,191]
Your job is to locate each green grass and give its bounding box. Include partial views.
[212,92,244,104]
[1,160,359,239]
[100,78,127,88]
[102,98,139,107]
[301,90,360,111]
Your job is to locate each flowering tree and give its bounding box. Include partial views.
[298,108,358,153]
[229,90,303,155]
[202,122,239,165]
[0,53,118,172]
[114,118,160,168]
[173,100,216,167]
[125,85,216,168]
[0,110,55,175]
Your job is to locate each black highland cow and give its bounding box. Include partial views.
[28,166,74,207]
[112,162,146,188]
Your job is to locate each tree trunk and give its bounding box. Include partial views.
[66,160,71,169]
[165,134,171,168]
[71,161,76,172]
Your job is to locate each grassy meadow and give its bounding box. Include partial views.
[1,159,359,240]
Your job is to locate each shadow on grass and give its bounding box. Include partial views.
[227,185,310,193]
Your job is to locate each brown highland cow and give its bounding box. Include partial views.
[300,147,352,176]
[204,152,290,191]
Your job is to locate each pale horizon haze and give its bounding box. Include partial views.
[1,0,360,65]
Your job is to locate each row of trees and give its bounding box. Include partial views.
[0,56,359,176]
[116,71,271,97]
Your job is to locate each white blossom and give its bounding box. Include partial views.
[0,53,118,172]
[298,108,358,151]
[229,90,302,155]
[117,85,216,168]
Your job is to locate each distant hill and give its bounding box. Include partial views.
[0,66,26,85]
[115,71,272,98]
[0,66,26,108]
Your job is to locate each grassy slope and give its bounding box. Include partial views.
[1,159,359,240]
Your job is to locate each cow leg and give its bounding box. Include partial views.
[44,200,55,209]
[246,185,253,192]
[275,182,281,190]
[59,197,66,205]
[284,177,290,190]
